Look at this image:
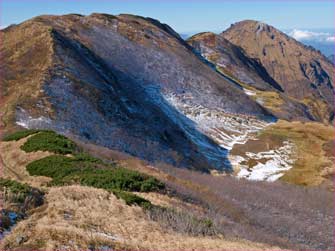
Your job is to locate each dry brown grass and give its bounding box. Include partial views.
[302,97,332,123]
[2,131,331,250]
[216,66,285,112]
[230,120,334,189]
[252,91,284,111]
[0,134,282,250]
[261,120,334,187]
[134,192,205,215]
[158,166,334,250]
[0,136,52,187]
[68,127,334,250]
[1,21,55,131]
[0,185,281,251]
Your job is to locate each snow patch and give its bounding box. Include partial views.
[163,93,271,151]
[16,107,52,129]
[16,116,51,129]
[256,22,265,36]
[243,88,256,96]
[236,141,295,182]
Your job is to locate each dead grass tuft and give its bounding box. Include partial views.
[0,185,280,251]
[0,136,53,187]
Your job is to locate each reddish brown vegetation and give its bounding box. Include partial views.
[159,165,334,250]
[76,138,334,250]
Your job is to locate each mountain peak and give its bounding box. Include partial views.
[225,20,281,40]
[221,20,334,122]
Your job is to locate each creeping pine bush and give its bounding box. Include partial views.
[0,178,40,203]
[26,154,164,207]
[20,131,76,154]
[2,129,42,141]
[8,130,166,208]
[0,178,31,197]
[26,155,165,192]
[113,190,152,209]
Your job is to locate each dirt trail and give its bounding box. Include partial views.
[0,137,52,187]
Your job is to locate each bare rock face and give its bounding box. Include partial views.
[221,20,334,123]
[1,14,273,172]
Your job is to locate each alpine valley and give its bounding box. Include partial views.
[0,13,334,251]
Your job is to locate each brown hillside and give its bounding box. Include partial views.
[222,20,334,122]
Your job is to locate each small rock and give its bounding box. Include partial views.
[16,235,26,245]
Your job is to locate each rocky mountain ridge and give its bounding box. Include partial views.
[1,14,273,172]
[1,14,333,177]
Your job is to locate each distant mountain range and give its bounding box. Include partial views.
[181,28,335,58]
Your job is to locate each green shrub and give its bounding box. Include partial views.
[18,129,165,209]
[73,153,103,163]
[2,129,42,141]
[113,190,152,209]
[140,177,165,192]
[26,155,78,179]
[26,155,165,193]
[21,131,76,154]
[0,178,31,195]
[73,168,164,192]
[0,178,33,203]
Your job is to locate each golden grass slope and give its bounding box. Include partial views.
[0,185,282,251]
[0,134,283,250]
[264,120,334,187]
[230,120,334,188]
[0,136,52,187]
[0,21,55,131]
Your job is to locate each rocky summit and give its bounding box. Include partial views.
[221,20,334,122]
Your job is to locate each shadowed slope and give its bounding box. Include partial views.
[187,31,325,121]
[1,14,274,172]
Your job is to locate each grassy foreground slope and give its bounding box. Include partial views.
[0,130,281,251]
[1,129,334,250]
[80,124,334,251]
[1,130,164,207]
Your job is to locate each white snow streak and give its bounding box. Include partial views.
[236,141,295,182]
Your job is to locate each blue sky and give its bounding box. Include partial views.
[1,0,334,33]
